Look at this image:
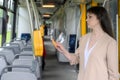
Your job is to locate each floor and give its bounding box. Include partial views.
[42,37,78,80]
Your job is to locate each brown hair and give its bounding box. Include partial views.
[87,6,114,38]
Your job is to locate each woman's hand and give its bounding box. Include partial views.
[55,42,67,54]
[51,38,66,53]
[55,42,75,62]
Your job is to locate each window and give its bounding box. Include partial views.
[0,0,3,6]
[6,12,13,43]
[0,8,3,17]
[8,0,14,11]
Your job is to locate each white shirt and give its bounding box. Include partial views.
[84,38,97,68]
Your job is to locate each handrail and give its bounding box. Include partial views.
[31,0,40,29]
[33,1,41,26]
[25,0,35,59]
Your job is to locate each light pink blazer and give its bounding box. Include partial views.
[70,32,119,80]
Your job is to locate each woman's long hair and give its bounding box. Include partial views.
[87,6,115,38]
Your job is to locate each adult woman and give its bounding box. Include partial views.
[56,6,119,80]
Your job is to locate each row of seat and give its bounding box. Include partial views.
[0,39,43,80]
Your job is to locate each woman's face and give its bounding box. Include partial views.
[86,13,100,29]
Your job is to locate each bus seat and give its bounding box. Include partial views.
[1,66,37,80]
[0,48,14,65]
[12,59,41,79]
[0,56,7,75]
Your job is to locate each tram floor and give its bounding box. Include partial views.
[42,37,78,80]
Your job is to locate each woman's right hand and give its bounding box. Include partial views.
[55,42,74,62]
[55,42,67,54]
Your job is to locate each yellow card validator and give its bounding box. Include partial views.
[51,38,57,47]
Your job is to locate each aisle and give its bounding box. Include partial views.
[42,38,78,80]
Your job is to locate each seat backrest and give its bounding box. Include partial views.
[20,51,33,58]
[12,59,33,72]
[14,53,34,60]
[1,72,37,80]
[0,49,14,65]
[12,40,25,50]
[0,56,7,75]
[12,59,40,78]
[10,43,21,54]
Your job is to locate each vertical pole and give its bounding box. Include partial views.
[26,0,35,59]
[31,0,39,29]
[91,0,98,6]
[12,0,18,39]
[26,0,34,36]
[80,4,86,36]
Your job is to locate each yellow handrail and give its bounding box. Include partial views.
[80,4,86,36]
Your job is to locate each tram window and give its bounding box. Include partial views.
[6,12,13,43]
[8,0,14,11]
[0,8,3,46]
[0,0,3,6]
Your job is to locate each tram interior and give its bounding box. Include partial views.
[0,0,119,80]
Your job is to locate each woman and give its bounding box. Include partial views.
[55,6,119,80]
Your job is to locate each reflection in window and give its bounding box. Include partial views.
[8,0,14,10]
[6,12,13,43]
[0,0,3,6]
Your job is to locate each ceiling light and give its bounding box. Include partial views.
[42,4,55,8]
[43,14,50,17]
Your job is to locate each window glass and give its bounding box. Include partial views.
[0,0,3,6]
[8,0,14,10]
[0,8,3,46]
[0,8,3,17]
[6,12,13,43]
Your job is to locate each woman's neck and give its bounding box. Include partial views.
[91,25,105,38]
